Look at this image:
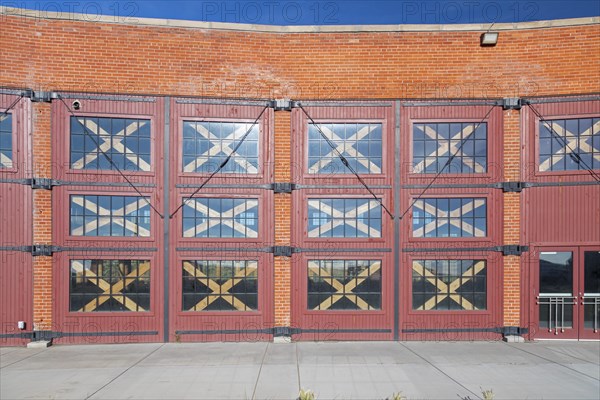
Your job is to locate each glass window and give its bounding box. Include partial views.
[70,195,151,237]
[412,198,487,238]
[412,260,487,311]
[308,123,382,174]
[183,121,259,174]
[308,198,382,238]
[413,122,487,174]
[69,260,150,312]
[182,260,258,311]
[70,116,151,171]
[539,117,600,171]
[308,260,381,310]
[0,113,12,169]
[182,198,258,238]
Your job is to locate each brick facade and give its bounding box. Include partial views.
[1,10,599,342]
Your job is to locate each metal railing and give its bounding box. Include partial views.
[582,294,600,333]
[537,295,577,335]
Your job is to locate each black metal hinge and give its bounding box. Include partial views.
[22,90,58,103]
[30,178,60,190]
[502,97,522,110]
[272,327,301,337]
[31,245,61,257]
[272,182,296,194]
[269,99,298,111]
[272,246,295,257]
[497,181,525,193]
[500,245,529,256]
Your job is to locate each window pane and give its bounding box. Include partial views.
[538,117,600,172]
[412,198,486,238]
[412,260,487,311]
[69,260,150,312]
[182,121,259,174]
[0,114,13,168]
[412,122,487,174]
[307,198,382,238]
[308,123,383,174]
[70,195,150,237]
[70,116,151,171]
[182,198,258,238]
[308,260,382,310]
[182,260,258,311]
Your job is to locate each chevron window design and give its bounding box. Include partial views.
[308,123,382,174]
[0,114,12,169]
[412,260,487,311]
[70,116,151,171]
[307,260,382,310]
[182,260,258,312]
[539,117,600,171]
[182,121,259,174]
[413,122,487,174]
[412,198,486,238]
[69,259,151,312]
[70,195,151,237]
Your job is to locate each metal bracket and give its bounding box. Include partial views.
[272,327,301,337]
[500,245,529,256]
[272,246,294,257]
[30,178,60,190]
[498,181,525,193]
[31,245,61,257]
[502,97,522,110]
[501,326,528,335]
[22,90,59,103]
[272,182,295,194]
[269,99,298,111]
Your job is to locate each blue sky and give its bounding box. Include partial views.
[4,0,600,25]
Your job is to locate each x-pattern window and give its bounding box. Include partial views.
[308,198,382,238]
[182,260,258,311]
[182,198,259,238]
[70,195,151,237]
[412,198,486,238]
[69,260,150,312]
[412,260,486,310]
[308,123,382,174]
[70,116,151,171]
[413,122,487,174]
[539,117,600,171]
[0,114,12,168]
[183,121,259,174]
[308,260,381,310]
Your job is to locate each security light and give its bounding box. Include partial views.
[480,32,499,46]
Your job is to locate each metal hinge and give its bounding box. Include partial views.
[30,178,60,190]
[271,182,295,194]
[31,245,61,257]
[272,327,301,337]
[497,181,525,193]
[502,97,522,110]
[22,90,59,103]
[272,246,294,257]
[501,326,528,336]
[500,245,529,256]
[269,99,298,111]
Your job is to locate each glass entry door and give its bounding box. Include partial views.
[534,247,600,340]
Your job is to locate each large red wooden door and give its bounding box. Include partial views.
[0,92,33,346]
[168,99,274,342]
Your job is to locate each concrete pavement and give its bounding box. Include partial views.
[1,341,599,400]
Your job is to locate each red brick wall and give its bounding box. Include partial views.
[1,13,598,335]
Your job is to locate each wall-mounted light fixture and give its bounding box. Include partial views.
[480,32,499,46]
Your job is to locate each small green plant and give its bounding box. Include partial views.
[386,392,407,400]
[481,388,494,400]
[298,389,316,400]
